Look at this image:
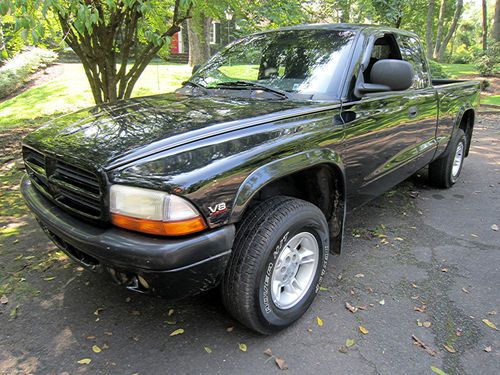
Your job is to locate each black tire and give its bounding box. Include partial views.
[221,196,329,334]
[429,129,467,188]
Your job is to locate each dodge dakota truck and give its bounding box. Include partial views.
[21,24,480,334]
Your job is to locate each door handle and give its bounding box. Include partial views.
[408,106,418,118]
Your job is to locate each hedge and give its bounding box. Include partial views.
[0,48,58,99]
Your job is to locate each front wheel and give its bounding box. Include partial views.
[221,196,329,334]
[429,128,467,188]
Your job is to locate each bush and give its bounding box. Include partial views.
[0,48,58,99]
[450,45,473,64]
[476,43,500,76]
[428,59,447,79]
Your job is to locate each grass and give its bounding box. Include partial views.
[481,95,500,106]
[440,64,479,78]
[0,62,192,129]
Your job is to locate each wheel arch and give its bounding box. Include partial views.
[229,149,347,253]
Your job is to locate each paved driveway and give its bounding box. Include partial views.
[1,114,498,375]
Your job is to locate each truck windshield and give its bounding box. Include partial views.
[190,29,355,98]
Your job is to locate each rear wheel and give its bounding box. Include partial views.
[221,196,329,334]
[429,129,466,188]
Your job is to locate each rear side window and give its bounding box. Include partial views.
[397,35,430,89]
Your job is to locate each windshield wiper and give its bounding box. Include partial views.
[182,80,207,90]
[213,80,289,99]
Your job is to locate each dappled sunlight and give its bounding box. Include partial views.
[0,350,40,375]
[0,62,191,129]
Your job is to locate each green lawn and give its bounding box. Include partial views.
[440,64,479,78]
[0,62,192,129]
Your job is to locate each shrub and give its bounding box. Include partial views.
[450,45,473,64]
[428,60,447,79]
[0,48,58,99]
[476,43,500,77]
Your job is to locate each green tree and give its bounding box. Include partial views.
[1,0,193,104]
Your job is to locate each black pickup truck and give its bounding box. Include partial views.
[21,24,480,334]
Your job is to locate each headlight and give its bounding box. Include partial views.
[109,185,206,236]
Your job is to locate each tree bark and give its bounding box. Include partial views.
[482,0,488,50]
[56,0,191,104]
[187,12,212,66]
[436,0,463,62]
[426,0,435,59]
[494,0,500,43]
[433,0,446,59]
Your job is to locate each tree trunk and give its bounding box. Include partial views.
[482,0,488,50]
[56,1,191,104]
[436,0,463,62]
[187,13,211,67]
[433,0,446,59]
[426,0,435,59]
[494,0,500,43]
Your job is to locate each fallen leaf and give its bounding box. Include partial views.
[484,346,492,353]
[455,328,463,337]
[482,319,498,331]
[359,326,369,334]
[319,286,329,291]
[92,345,101,353]
[275,357,288,370]
[238,343,247,352]
[86,336,96,340]
[168,309,174,316]
[395,237,404,241]
[94,308,104,316]
[354,273,364,278]
[345,302,358,313]
[346,338,355,347]
[169,328,185,336]
[488,310,497,315]
[357,305,367,310]
[263,348,273,356]
[9,305,19,320]
[379,299,385,305]
[443,344,456,353]
[165,320,177,325]
[104,331,112,336]
[414,305,426,313]
[204,346,212,353]
[412,335,437,356]
[430,366,447,375]
[338,346,348,354]
[226,326,234,332]
[423,321,432,328]
[441,268,448,273]
[125,297,132,302]
[491,224,498,231]
[77,358,92,365]
[102,343,109,349]
[461,287,470,294]
[132,336,140,341]
[307,328,312,332]
[316,316,323,327]
[470,233,478,238]
[0,295,8,304]
[411,283,419,288]
[417,319,423,327]
[44,276,56,281]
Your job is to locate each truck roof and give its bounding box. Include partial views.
[258,23,419,38]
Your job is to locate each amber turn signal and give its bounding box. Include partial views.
[111,213,207,236]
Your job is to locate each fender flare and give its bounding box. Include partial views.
[229,149,347,253]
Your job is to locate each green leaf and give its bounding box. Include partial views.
[346,338,355,347]
[431,366,447,375]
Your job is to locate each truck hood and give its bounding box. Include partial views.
[23,93,331,170]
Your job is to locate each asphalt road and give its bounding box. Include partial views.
[1,113,499,375]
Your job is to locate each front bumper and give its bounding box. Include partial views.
[20,174,235,299]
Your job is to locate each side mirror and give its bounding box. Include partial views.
[371,59,414,91]
[192,64,201,75]
[357,59,414,95]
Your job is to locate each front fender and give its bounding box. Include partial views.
[229,148,346,223]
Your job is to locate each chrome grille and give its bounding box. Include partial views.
[23,147,104,220]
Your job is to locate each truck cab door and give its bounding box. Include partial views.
[340,33,437,210]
